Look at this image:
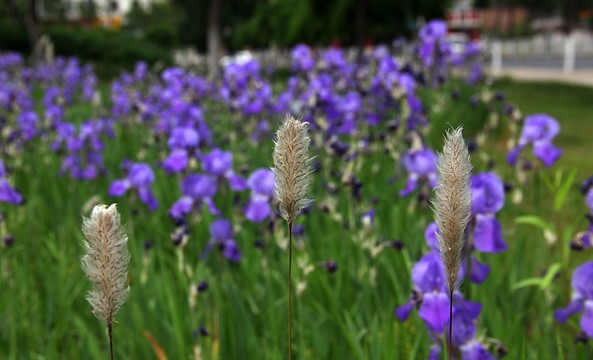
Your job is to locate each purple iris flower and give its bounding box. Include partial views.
[220,59,272,117]
[201,148,247,191]
[570,184,593,250]
[321,48,346,70]
[441,303,495,360]
[472,214,507,254]
[470,173,507,253]
[424,222,490,284]
[59,153,101,180]
[54,118,113,180]
[162,148,190,173]
[425,302,495,360]
[464,43,481,58]
[586,189,593,214]
[169,174,220,219]
[201,218,242,262]
[0,160,23,205]
[398,73,416,94]
[471,173,504,214]
[396,251,467,333]
[418,20,448,68]
[399,148,438,196]
[291,44,315,72]
[51,122,76,151]
[467,62,483,85]
[507,114,562,167]
[419,20,448,43]
[167,126,200,149]
[361,209,377,229]
[424,222,440,251]
[45,105,63,126]
[43,86,61,107]
[404,288,495,360]
[459,341,495,360]
[555,261,593,338]
[244,169,275,222]
[417,288,497,360]
[109,163,158,211]
[162,126,201,174]
[17,110,38,141]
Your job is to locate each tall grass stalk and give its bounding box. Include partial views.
[273,116,312,359]
[81,204,130,360]
[433,128,472,360]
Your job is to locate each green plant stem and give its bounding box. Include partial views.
[288,221,293,360]
[448,289,453,360]
[108,321,114,360]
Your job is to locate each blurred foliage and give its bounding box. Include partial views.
[125,0,182,50]
[169,0,451,51]
[2,0,450,56]
[229,0,451,49]
[0,19,30,53]
[47,26,170,70]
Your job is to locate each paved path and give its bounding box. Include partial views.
[490,68,593,87]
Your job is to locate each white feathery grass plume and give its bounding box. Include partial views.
[272,115,312,360]
[81,204,130,360]
[273,115,312,224]
[433,127,472,293]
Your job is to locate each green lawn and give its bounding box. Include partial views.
[494,79,593,173]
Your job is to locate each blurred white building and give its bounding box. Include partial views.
[40,0,166,25]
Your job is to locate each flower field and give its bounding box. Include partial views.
[1,21,593,359]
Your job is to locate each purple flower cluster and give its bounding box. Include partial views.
[396,248,497,359]
[220,59,272,117]
[397,171,506,358]
[417,20,452,85]
[280,43,431,136]
[507,114,562,168]
[54,118,114,180]
[1,21,491,265]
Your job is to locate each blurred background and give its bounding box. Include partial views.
[1,0,593,79]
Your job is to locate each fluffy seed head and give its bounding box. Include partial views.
[273,116,312,224]
[433,127,472,292]
[81,204,130,325]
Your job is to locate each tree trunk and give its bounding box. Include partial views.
[25,0,40,58]
[207,0,222,78]
[564,0,576,33]
[355,0,366,63]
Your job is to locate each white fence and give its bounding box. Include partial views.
[494,32,593,56]
[486,31,593,73]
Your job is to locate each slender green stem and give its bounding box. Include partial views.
[108,321,114,360]
[288,221,293,360]
[448,290,453,360]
